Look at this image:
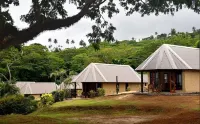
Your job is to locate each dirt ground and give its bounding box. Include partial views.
[80,94,200,124]
[0,94,199,124]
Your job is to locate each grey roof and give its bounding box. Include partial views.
[16,82,58,94]
[72,63,146,83]
[136,44,200,71]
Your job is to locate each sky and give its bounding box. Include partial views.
[9,1,200,48]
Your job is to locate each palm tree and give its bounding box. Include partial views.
[170,28,176,36]
[66,39,69,48]
[48,38,52,49]
[79,40,86,47]
[50,69,66,85]
[192,27,196,33]
[155,32,158,39]
[50,70,59,83]
[54,39,58,44]
[63,71,77,90]
[71,40,75,47]
[63,76,73,89]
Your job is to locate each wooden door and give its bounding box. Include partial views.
[162,73,170,92]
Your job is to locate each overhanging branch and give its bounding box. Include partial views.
[0,0,99,49]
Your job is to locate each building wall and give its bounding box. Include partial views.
[102,83,141,95]
[129,83,141,91]
[31,94,41,100]
[145,71,200,92]
[183,70,200,92]
[119,83,125,93]
[102,83,116,95]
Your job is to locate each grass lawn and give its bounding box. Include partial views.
[0,95,199,124]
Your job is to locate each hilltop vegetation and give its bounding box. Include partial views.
[0,28,200,82]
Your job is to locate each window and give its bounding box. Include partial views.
[125,83,129,91]
[164,73,168,83]
[176,73,182,90]
[155,72,159,88]
[150,72,159,88]
[97,83,102,88]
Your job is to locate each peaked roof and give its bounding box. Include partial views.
[136,44,200,71]
[16,82,58,94]
[72,63,145,83]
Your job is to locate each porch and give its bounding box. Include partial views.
[82,82,102,97]
[140,70,183,93]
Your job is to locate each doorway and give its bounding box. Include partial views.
[162,73,170,91]
[150,71,181,92]
[161,72,176,92]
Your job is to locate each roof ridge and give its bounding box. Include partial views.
[167,45,192,69]
[82,64,92,81]
[140,46,161,70]
[35,82,56,83]
[128,66,141,81]
[71,64,90,82]
[92,64,97,82]
[93,64,108,82]
[28,83,33,94]
[91,63,130,66]
[163,44,198,50]
[164,45,178,69]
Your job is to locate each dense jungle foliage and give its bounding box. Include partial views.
[0,28,200,82]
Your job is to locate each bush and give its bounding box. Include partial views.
[40,94,54,106]
[88,90,96,98]
[28,95,35,100]
[52,91,59,102]
[126,86,131,91]
[77,90,82,96]
[52,90,65,102]
[59,90,64,101]
[0,83,19,98]
[64,89,71,99]
[0,95,37,115]
[97,88,105,96]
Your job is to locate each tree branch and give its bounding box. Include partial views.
[0,0,97,49]
[32,0,41,22]
[0,73,9,82]
[7,63,12,83]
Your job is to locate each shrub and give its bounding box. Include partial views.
[52,91,60,102]
[77,90,82,96]
[59,90,64,101]
[126,86,131,91]
[28,95,35,100]
[52,90,65,102]
[0,95,37,115]
[40,94,54,106]
[88,90,96,98]
[97,88,105,96]
[0,82,19,98]
[64,89,71,99]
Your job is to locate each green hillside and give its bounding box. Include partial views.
[0,29,199,82]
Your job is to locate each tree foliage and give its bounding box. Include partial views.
[0,0,200,49]
[0,28,199,82]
